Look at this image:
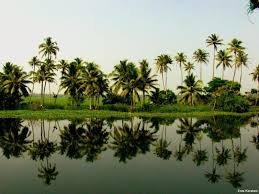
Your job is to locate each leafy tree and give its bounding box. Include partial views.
[149,89,177,105]
[177,74,204,106]
[206,34,223,79]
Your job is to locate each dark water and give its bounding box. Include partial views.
[0,115,258,194]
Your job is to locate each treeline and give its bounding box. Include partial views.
[0,35,258,112]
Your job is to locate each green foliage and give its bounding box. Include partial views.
[206,77,241,93]
[149,89,177,105]
[215,91,249,113]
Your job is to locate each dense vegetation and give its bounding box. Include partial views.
[0,35,258,113]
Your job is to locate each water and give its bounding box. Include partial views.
[0,116,258,194]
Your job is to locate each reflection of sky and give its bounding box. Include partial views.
[0,0,258,92]
[0,117,258,194]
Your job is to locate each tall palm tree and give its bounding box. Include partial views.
[236,51,248,84]
[174,52,187,85]
[60,59,84,106]
[39,37,59,60]
[228,39,245,82]
[184,61,195,76]
[206,34,223,79]
[155,54,172,90]
[177,74,204,106]
[29,56,41,103]
[193,49,209,82]
[216,50,232,79]
[138,59,158,106]
[250,65,259,105]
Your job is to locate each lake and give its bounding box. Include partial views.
[0,115,258,194]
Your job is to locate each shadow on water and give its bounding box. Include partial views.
[0,115,258,193]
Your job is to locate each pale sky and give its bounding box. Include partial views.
[0,0,259,93]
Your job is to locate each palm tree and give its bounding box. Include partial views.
[236,51,248,84]
[193,49,209,82]
[154,126,172,160]
[228,39,245,82]
[39,37,59,60]
[177,74,203,106]
[184,61,195,76]
[60,58,84,106]
[250,65,259,105]
[174,52,187,85]
[29,56,41,103]
[138,59,158,106]
[206,34,223,79]
[38,159,59,185]
[216,50,232,79]
[192,131,208,166]
[0,63,31,107]
[155,54,172,90]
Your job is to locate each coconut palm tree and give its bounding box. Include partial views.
[228,39,245,82]
[216,50,232,79]
[0,63,31,107]
[39,37,59,60]
[250,65,259,105]
[192,131,208,166]
[138,59,158,106]
[155,55,172,90]
[177,74,204,106]
[184,61,195,76]
[193,49,209,82]
[38,159,59,185]
[174,52,187,85]
[235,51,248,85]
[29,56,41,103]
[60,59,84,106]
[206,34,223,79]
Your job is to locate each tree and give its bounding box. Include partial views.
[184,61,195,76]
[236,51,248,84]
[216,50,232,79]
[155,55,172,90]
[0,63,31,108]
[29,56,41,103]
[60,58,84,106]
[174,52,187,85]
[39,37,59,60]
[206,34,223,79]
[228,39,245,82]
[177,74,204,106]
[247,0,259,14]
[193,49,209,82]
[250,65,259,105]
[138,60,158,106]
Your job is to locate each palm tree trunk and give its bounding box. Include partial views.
[180,63,183,85]
[165,70,168,91]
[232,63,237,82]
[240,65,243,85]
[200,63,202,81]
[256,81,259,106]
[161,72,165,91]
[212,48,216,79]
[142,90,145,108]
[30,82,35,108]
[48,82,51,104]
[43,81,47,106]
[89,97,92,110]
[222,67,224,80]
[41,81,44,107]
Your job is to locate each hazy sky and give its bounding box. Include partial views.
[0,0,259,93]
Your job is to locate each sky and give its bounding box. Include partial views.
[0,0,259,93]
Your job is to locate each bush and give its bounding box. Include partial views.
[206,78,241,93]
[215,92,249,113]
[102,90,130,105]
[150,89,177,105]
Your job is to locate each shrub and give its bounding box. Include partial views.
[102,90,130,105]
[101,104,129,112]
[215,91,249,113]
[149,89,177,105]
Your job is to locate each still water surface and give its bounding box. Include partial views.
[0,116,258,194]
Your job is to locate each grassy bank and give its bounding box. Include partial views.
[0,109,257,119]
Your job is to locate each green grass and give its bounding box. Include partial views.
[0,109,257,119]
[0,96,256,119]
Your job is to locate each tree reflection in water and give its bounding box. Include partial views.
[0,115,256,189]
